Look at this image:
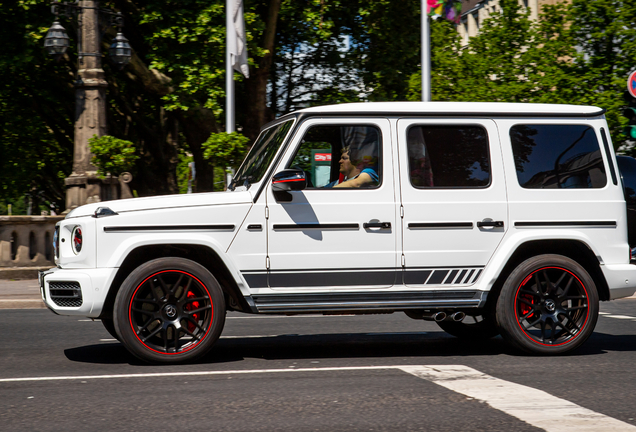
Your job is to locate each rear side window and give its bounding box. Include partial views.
[510,124,607,189]
[407,125,491,188]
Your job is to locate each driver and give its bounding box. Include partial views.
[325,146,379,188]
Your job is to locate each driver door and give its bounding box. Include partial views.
[266,118,398,290]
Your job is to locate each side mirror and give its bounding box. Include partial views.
[272,168,307,192]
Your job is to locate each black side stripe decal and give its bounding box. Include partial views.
[104,225,235,232]
[243,267,485,289]
[515,221,616,228]
[272,223,359,230]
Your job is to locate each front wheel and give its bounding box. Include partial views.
[496,254,599,355]
[113,258,226,364]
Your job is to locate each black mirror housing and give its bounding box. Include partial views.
[272,168,307,192]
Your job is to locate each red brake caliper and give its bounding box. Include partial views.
[184,290,200,333]
[520,293,535,318]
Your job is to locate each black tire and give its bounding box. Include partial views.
[496,254,599,355]
[113,257,226,364]
[437,313,500,339]
[101,318,120,341]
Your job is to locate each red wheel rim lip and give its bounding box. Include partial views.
[514,266,590,347]
[129,269,213,356]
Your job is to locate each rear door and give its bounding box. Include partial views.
[397,119,508,287]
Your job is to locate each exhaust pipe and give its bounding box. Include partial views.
[450,311,466,322]
[420,311,446,322]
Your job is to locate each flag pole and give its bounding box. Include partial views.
[226,0,235,133]
[422,0,431,102]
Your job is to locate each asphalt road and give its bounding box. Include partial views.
[1,298,636,431]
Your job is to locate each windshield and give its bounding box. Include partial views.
[231,119,294,189]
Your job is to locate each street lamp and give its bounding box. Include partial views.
[109,32,132,67]
[43,1,132,67]
[43,21,70,59]
[43,1,134,210]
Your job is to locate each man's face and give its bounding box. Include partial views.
[339,151,354,176]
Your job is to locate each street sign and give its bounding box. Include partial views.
[628,71,636,98]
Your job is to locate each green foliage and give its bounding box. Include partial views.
[0,0,74,211]
[8,0,636,207]
[88,135,139,177]
[406,0,636,149]
[176,151,194,194]
[202,132,250,171]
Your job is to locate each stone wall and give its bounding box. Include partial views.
[0,216,64,267]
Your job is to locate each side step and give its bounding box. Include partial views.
[250,290,485,313]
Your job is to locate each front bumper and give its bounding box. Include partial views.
[39,267,118,317]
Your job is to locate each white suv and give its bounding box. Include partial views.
[41,102,636,363]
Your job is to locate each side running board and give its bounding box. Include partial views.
[249,291,486,313]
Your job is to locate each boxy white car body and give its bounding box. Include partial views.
[40,102,636,360]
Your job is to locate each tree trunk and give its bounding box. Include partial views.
[178,108,220,192]
[243,0,282,141]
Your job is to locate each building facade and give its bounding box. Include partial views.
[458,0,562,45]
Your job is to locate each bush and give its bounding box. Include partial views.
[88,135,139,178]
[201,132,250,172]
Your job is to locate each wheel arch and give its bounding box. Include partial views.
[99,244,252,319]
[485,239,610,309]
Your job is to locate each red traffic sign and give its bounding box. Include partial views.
[628,71,636,98]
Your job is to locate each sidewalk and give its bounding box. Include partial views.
[0,279,46,309]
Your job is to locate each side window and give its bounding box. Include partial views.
[407,125,491,188]
[617,156,636,205]
[510,124,607,189]
[288,125,382,189]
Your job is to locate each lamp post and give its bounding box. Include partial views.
[44,1,132,210]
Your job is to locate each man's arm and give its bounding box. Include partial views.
[333,172,373,188]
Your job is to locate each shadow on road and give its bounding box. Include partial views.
[64,330,636,366]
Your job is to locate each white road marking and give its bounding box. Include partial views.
[0,363,634,431]
[99,339,117,342]
[401,365,636,432]
[0,365,391,382]
[603,314,636,320]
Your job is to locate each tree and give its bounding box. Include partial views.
[88,135,139,177]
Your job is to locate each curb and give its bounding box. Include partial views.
[0,299,46,310]
[0,267,51,280]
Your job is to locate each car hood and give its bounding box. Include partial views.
[65,190,254,219]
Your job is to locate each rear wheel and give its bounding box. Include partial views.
[113,258,225,364]
[496,254,599,354]
[437,313,499,339]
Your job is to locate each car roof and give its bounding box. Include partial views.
[263,101,606,131]
[294,101,603,116]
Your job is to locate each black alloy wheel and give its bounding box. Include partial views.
[496,254,599,354]
[113,258,225,363]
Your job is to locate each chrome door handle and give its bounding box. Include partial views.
[477,220,504,228]
[363,222,391,229]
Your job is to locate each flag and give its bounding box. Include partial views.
[229,0,249,78]
[427,0,462,24]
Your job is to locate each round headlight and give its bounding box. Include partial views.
[72,226,83,255]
